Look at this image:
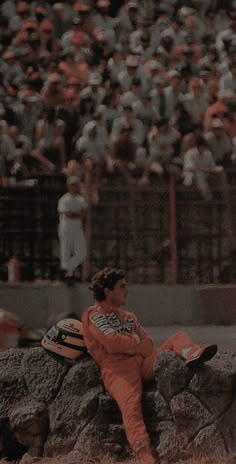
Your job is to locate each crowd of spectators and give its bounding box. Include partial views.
[0,0,236,200]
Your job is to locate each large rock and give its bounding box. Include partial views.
[1,347,236,463]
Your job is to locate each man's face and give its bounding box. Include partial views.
[213,127,224,138]
[105,278,128,306]
[128,8,138,21]
[68,183,80,194]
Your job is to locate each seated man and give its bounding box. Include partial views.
[183,136,225,200]
[82,267,217,464]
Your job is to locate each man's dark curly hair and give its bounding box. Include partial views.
[89,267,126,301]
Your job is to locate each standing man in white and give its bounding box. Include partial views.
[58,176,88,286]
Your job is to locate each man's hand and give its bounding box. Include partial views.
[183,174,193,186]
[64,211,81,219]
[214,166,224,174]
[133,333,140,344]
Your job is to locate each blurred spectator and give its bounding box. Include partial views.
[118,2,139,35]
[204,89,235,130]
[140,118,181,183]
[93,0,117,48]
[107,123,146,181]
[58,175,87,286]
[206,78,219,105]
[107,45,125,80]
[15,89,42,143]
[76,119,105,163]
[205,118,232,166]
[164,70,183,124]
[31,0,54,23]
[76,119,107,191]
[183,136,224,200]
[41,72,64,110]
[78,86,95,131]
[100,88,122,133]
[9,2,31,33]
[223,101,236,140]
[88,71,106,107]
[180,123,204,157]
[2,49,24,86]
[39,20,61,57]
[58,48,89,84]
[34,108,66,173]
[110,104,145,145]
[181,78,208,125]
[118,54,146,93]
[1,1,16,21]
[151,76,168,121]
[0,119,17,181]
[220,61,236,92]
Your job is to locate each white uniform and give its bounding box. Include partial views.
[58,192,87,275]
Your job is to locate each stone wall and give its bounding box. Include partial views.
[1,347,236,464]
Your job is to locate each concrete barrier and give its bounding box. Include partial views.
[0,282,235,329]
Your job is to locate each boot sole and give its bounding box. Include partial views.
[186,344,218,367]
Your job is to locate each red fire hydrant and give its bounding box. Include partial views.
[7,256,21,283]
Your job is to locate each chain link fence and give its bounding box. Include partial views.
[89,184,170,283]
[0,179,234,283]
[176,184,233,284]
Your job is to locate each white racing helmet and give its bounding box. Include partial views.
[41,318,87,361]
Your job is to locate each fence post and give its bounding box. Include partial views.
[168,175,177,284]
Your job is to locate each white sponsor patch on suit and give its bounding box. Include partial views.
[90,310,138,336]
[90,313,115,335]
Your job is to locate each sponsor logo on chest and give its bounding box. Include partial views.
[106,312,135,334]
[90,311,135,335]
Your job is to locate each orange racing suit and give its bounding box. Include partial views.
[82,302,197,463]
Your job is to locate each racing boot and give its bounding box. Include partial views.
[182,343,218,367]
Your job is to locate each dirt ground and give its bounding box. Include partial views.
[0,457,235,464]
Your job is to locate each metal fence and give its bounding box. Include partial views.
[0,177,234,284]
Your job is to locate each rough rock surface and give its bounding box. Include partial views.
[1,347,236,463]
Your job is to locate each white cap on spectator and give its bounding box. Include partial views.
[155,46,168,57]
[89,72,102,85]
[211,119,224,129]
[149,60,163,71]
[67,176,80,184]
[160,28,175,40]
[52,3,64,10]
[84,120,97,132]
[178,6,196,17]
[218,29,234,42]
[127,1,138,9]
[168,69,181,79]
[132,45,143,55]
[120,92,136,107]
[96,104,106,115]
[125,54,139,67]
[80,86,92,99]
[153,76,165,86]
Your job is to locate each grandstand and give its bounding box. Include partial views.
[0,0,236,284]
